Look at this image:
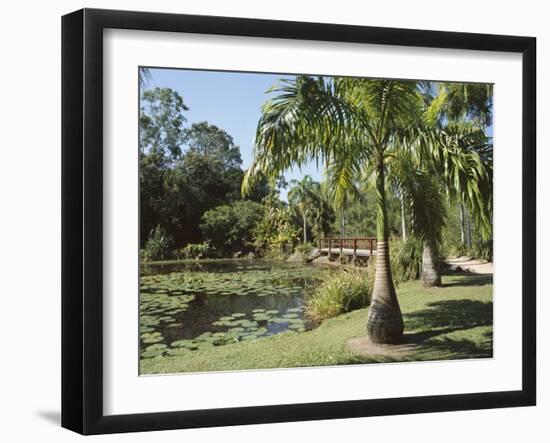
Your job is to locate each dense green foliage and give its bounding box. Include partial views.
[200,200,263,253]
[252,193,299,257]
[390,237,424,283]
[139,87,270,254]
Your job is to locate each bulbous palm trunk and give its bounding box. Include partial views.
[367,157,404,344]
[421,243,441,287]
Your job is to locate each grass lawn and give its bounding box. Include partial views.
[140,273,493,374]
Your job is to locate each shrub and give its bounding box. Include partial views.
[287,243,315,263]
[294,242,314,255]
[470,239,493,261]
[306,268,372,323]
[200,200,263,254]
[174,242,213,260]
[263,230,298,259]
[143,225,174,262]
[253,194,299,258]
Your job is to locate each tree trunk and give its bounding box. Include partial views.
[400,192,407,242]
[367,156,404,344]
[302,211,307,245]
[421,243,441,287]
[459,204,465,247]
[339,206,345,238]
[464,206,472,249]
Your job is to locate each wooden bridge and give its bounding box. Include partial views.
[318,237,378,261]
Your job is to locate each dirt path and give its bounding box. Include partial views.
[446,256,493,275]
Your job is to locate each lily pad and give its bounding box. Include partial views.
[141,350,165,358]
[171,339,192,348]
[166,348,188,356]
[145,343,167,351]
[142,336,164,344]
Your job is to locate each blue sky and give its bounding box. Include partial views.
[146,68,323,200]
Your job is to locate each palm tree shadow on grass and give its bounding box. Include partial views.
[344,299,493,365]
[442,273,493,288]
[400,299,493,360]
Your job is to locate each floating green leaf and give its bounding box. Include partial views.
[145,343,167,351]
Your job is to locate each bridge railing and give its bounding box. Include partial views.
[319,237,378,256]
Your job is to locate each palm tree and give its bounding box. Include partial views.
[440,83,493,129]
[288,175,318,245]
[243,76,487,343]
[425,83,493,254]
[396,165,446,286]
[393,122,492,287]
[139,67,152,89]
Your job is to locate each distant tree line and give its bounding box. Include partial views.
[139,87,270,259]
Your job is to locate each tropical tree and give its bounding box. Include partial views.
[426,83,493,253]
[390,121,492,287]
[200,200,263,253]
[243,76,491,343]
[244,77,417,343]
[288,175,318,244]
[139,87,189,243]
[253,192,299,257]
[397,168,446,286]
[310,184,336,241]
[437,82,493,129]
[139,88,268,248]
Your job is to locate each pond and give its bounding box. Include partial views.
[139,260,328,358]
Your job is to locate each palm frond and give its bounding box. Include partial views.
[243,76,368,194]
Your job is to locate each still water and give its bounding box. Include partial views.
[139,260,327,358]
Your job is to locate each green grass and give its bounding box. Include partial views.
[140,273,493,374]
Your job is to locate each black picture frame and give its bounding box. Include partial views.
[61,8,536,435]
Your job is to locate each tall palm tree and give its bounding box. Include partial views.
[288,175,318,245]
[243,76,486,343]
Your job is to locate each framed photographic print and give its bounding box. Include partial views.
[61,8,536,435]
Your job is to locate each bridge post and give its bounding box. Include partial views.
[328,239,331,256]
[340,238,343,256]
[353,239,357,261]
